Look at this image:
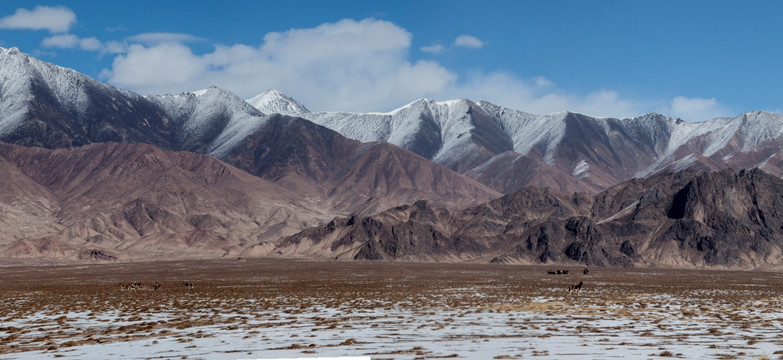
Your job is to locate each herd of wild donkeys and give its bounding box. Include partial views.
[117,268,588,295]
[118,282,194,291]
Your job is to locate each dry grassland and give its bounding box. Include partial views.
[0,259,782,359]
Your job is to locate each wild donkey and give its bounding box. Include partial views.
[568,281,583,295]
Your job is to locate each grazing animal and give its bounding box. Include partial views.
[119,282,161,291]
[583,267,589,275]
[182,282,194,289]
[568,281,583,295]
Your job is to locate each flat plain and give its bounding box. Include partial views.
[1,258,782,359]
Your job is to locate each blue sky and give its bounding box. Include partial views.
[1,1,781,121]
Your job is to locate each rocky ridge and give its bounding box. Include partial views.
[265,168,783,269]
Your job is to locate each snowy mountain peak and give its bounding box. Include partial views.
[381,98,434,115]
[0,45,136,137]
[154,86,263,119]
[191,87,214,97]
[739,110,782,122]
[246,89,310,116]
[0,46,22,55]
[381,98,473,116]
[185,86,242,101]
[627,112,671,121]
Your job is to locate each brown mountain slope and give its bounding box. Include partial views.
[220,115,501,216]
[0,154,61,243]
[268,168,783,269]
[465,151,602,194]
[0,142,332,260]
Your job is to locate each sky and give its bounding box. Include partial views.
[1,1,782,121]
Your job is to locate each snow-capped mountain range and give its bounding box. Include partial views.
[0,46,500,208]
[253,84,783,194]
[2,46,783,196]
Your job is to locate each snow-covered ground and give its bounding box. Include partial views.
[1,260,782,359]
[4,293,783,359]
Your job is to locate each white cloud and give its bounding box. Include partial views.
[125,32,204,45]
[101,40,129,54]
[103,43,207,90]
[79,37,102,51]
[41,34,103,51]
[420,44,444,54]
[41,34,79,48]
[454,34,483,49]
[0,5,75,33]
[660,96,731,122]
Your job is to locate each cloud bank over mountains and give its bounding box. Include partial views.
[5,5,732,121]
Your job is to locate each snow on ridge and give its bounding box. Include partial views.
[477,101,568,161]
[756,153,776,170]
[376,97,467,116]
[596,200,639,224]
[149,86,267,156]
[383,98,435,115]
[428,99,478,161]
[660,111,783,160]
[208,114,270,158]
[572,159,589,178]
[673,154,698,172]
[436,99,463,108]
[736,111,783,151]
[0,45,104,135]
[246,89,309,116]
[0,49,32,135]
[191,88,211,97]
[303,111,392,143]
[303,98,457,145]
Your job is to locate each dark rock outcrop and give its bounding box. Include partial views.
[274,168,783,269]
